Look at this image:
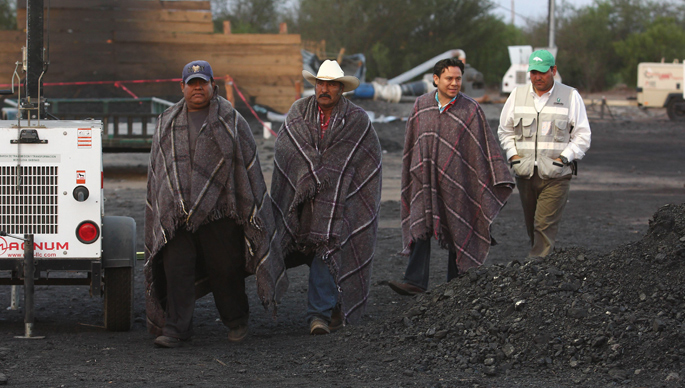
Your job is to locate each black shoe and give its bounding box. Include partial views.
[154,335,184,348]
[388,280,426,296]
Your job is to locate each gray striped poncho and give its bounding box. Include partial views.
[401,91,514,272]
[271,95,382,323]
[144,94,288,335]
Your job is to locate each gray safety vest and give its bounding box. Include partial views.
[509,82,574,179]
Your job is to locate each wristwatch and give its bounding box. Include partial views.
[559,155,569,165]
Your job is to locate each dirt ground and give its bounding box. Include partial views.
[0,97,683,387]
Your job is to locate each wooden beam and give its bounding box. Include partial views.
[240,85,300,97]
[18,9,213,23]
[114,30,302,45]
[17,0,211,11]
[165,44,302,56]
[36,20,214,34]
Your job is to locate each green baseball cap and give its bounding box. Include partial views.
[528,50,555,72]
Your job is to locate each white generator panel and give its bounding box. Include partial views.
[0,119,103,260]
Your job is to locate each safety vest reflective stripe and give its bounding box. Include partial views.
[515,105,570,116]
[511,83,576,178]
[513,106,538,114]
[515,142,568,151]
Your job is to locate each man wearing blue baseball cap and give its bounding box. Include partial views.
[144,60,288,347]
[497,49,592,258]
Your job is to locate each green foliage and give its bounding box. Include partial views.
[208,0,685,91]
[555,2,617,90]
[0,0,15,30]
[294,0,514,83]
[467,17,528,85]
[211,0,280,33]
[555,0,685,90]
[614,17,685,85]
[369,42,391,79]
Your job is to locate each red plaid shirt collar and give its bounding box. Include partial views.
[318,106,331,138]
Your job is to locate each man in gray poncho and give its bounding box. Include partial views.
[388,58,514,296]
[271,60,382,335]
[145,60,288,348]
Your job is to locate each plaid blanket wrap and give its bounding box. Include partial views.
[401,92,514,272]
[144,94,288,335]
[271,96,382,323]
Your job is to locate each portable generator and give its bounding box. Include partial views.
[0,0,136,335]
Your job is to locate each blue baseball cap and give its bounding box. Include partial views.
[182,60,214,83]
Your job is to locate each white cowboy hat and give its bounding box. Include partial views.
[302,59,360,91]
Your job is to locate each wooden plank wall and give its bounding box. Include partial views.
[0,0,301,113]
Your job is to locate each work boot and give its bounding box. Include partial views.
[329,307,343,332]
[227,325,249,343]
[309,317,330,335]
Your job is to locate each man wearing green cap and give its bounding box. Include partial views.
[497,49,591,258]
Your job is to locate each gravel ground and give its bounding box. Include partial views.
[0,98,683,387]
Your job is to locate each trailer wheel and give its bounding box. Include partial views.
[104,267,134,331]
[667,97,685,121]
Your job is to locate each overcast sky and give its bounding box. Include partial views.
[490,0,596,27]
[492,0,678,26]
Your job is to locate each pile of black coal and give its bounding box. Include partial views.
[351,203,685,385]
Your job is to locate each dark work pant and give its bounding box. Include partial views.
[161,218,248,340]
[403,237,458,291]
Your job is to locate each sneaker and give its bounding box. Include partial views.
[227,325,249,343]
[388,280,426,296]
[310,317,330,335]
[154,335,184,348]
[329,308,343,332]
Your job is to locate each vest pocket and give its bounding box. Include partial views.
[538,155,573,179]
[553,120,569,142]
[510,154,534,178]
[514,117,536,139]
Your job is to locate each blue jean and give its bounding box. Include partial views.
[403,237,458,291]
[306,255,338,323]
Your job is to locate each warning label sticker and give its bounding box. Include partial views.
[76,170,86,184]
[77,129,92,148]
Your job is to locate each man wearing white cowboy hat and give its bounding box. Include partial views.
[271,59,382,335]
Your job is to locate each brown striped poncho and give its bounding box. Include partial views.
[271,95,382,323]
[144,93,288,335]
[401,91,514,272]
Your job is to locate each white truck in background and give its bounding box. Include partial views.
[636,61,685,121]
[501,45,561,94]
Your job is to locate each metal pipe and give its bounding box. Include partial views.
[548,0,556,48]
[10,285,18,310]
[26,0,44,106]
[388,49,465,85]
[15,234,44,339]
[23,234,35,336]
